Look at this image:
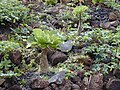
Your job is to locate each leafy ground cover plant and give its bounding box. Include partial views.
[45,0,58,5]
[0,41,20,77]
[92,62,120,74]
[29,29,63,73]
[104,0,120,11]
[0,41,20,54]
[81,28,120,45]
[56,53,85,79]
[92,0,104,4]
[80,28,120,63]
[83,43,117,63]
[0,0,29,25]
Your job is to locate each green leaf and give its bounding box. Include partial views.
[73,5,88,17]
[92,0,104,4]
[31,29,63,49]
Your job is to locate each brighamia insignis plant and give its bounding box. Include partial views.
[73,5,88,35]
[30,29,63,73]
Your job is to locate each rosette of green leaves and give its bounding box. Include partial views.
[73,5,88,18]
[29,29,63,49]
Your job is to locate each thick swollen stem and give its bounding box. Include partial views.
[38,48,49,73]
[77,13,82,36]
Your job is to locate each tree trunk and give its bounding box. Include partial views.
[38,48,49,73]
[77,13,82,36]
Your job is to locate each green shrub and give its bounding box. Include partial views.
[104,0,120,11]
[81,28,120,63]
[83,43,117,62]
[0,0,29,24]
[0,41,19,54]
[92,62,120,74]
[92,0,104,4]
[0,41,20,77]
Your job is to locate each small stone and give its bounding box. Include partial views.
[30,78,49,89]
[0,79,5,85]
[9,50,22,65]
[100,20,119,30]
[61,80,72,90]
[72,84,80,90]
[33,23,40,28]
[43,86,52,90]
[89,73,103,90]
[70,76,82,83]
[76,71,84,78]
[113,69,120,79]
[116,0,120,4]
[91,21,100,28]
[84,0,92,5]
[60,0,70,4]
[48,71,66,84]
[106,79,120,90]
[83,77,89,86]
[111,20,120,27]
[51,83,59,90]
[27,26,33,31]
[48,51,67,66]
[59,40,73,52]
[7,85,22,90]
[73,55,93,66]
[109,26,116,31]
[100,22,111,29]
[0,87,5,90]
[109,12,118,21]
[0,34,8,41]
[22,87,31,90]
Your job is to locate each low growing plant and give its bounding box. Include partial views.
[0,41,20,77]
[79,28,120,63]
[45,0,58,5]
[92,62,120,74]
[73,5,88,35]
[0,0,30,25]
[29,29,63,73]
[92,0,104,4]
[0,41,20,54]
[104,0,120,11]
